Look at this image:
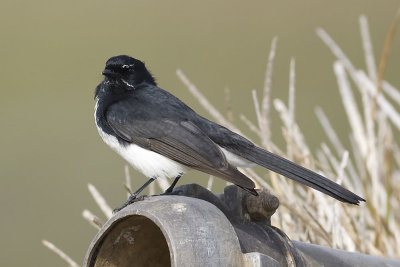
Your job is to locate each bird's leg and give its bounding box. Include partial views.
[164,174,182,194]
[114,177,156,213]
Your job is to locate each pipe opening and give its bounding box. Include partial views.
[91,215,170,267]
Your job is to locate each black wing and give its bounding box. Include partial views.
[105,100,256,192]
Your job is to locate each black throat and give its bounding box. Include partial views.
[94,82,132,144]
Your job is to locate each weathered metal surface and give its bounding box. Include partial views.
[84,194,245,267]
[84,184,400,267]
[293,241,400,267]
[170,184,308,266]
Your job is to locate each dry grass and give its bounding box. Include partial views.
[44,15,400,264]
[177,15,400,258]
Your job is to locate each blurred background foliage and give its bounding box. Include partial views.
[1,0,399,266]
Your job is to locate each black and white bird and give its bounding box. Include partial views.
[94,55,365,210]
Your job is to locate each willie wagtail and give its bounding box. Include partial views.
[94,55,365,210]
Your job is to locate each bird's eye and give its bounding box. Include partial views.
[122,65,130,69]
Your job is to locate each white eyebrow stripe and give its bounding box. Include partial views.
[122,64,135,69]
[121,79,135,88]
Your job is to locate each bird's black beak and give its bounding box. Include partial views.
[102,69,117,78]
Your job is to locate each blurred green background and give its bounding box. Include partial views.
[1,0,399,266]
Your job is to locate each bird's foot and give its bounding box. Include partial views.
[163,188,174,194]
[113,194,149,213]
[161,188,183,196]
[163,174,182,195]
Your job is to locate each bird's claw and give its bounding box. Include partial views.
[113,195,149,214]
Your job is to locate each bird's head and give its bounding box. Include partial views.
[95,55,156,99]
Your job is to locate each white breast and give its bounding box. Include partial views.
[96,124,190,180]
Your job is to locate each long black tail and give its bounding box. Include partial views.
[243,147,365,204]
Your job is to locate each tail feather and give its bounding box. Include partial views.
[244,147,365,204]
